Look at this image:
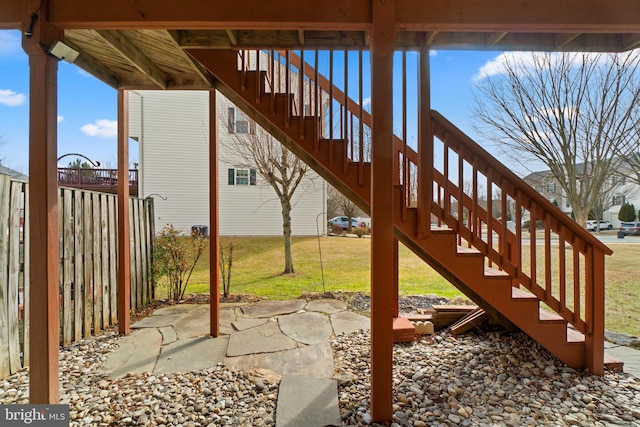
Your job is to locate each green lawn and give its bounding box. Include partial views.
[156,236,640,337]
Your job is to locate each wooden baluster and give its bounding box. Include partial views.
[256,50,261,104]
[270,51,276,115]
[572,241,580,323]
[585,246,605,375]
[544,215,552,299]
[443,134,449,223]
[529,203,537,289]
[515,195,523,285]
[241,50,246,93]
[486,170,493,266]
[299,50,305,140]
[343,51,349,174]
[314,50,319,149]
[500,179,507,263]
[358,50,364,185]
[559,225,566,310]
[285,51,291,129]
[457,147,464,245]
[472,162,478,241]
[402,52,408,217]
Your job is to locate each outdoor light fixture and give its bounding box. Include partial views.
[47,40,79,64]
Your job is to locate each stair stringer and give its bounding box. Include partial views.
[189,48,587,370]
[394,207,585,369]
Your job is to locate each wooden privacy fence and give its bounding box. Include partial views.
[0,174,156,378]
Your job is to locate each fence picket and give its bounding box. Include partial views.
[0,174,155,379]
[7,182,21,373]
[62,189,73,346]
[0,174,12,378]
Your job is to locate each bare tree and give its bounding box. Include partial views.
[327,185,364,232]
[224,124,312,274]
[473,51,640,228]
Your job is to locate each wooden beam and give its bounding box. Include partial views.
[225,29,238,45]
[621,33,640,50]
[487,32,508,45]
[166,30,215,87]
[209,89,220,337]
[0,0,20,28]
[370,0,396,422]
[30,0,640,33]
[23,11,60,403]
[117,89,131,335]
[555,33,581,48]
[298,29,305,45]
[94,30,167,89]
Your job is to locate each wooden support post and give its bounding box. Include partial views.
[393,239,399,318]
[24,27,61,405]
[585,248,605,375]
[417,34,432,238]
[370,0,396,421]
[117,89,131,335]
[210,89,221,337]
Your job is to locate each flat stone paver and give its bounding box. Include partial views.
[240,300,306,318]
[278,312,333,345]
[330,311,370,335]
[159,326,178,345]
[131,313,184,329]
[225,342,334,378]
[275,375,341,427]
[152,305,195,316]
[155,336,229,374]
[103,328,163,378]
[173,305,210,339]
[227,322,297,357]
[305,298,347,314]
[232,317,268,331]
[606,342,640,379]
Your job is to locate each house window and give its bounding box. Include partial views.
[228,168,257,186]
[612,175,626,186]
[228,107,255,134]
[612,194,625,206]
[547,183,556,192]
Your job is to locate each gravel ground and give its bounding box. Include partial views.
[2,295,639,426]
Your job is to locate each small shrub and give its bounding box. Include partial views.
[331,224,344,234]
[353,227,368,237]
[154,224,207,301]
[219,241,239,298]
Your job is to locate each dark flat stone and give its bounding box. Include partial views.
[226,322,297,357]
[275,375,340,427]
[278,312,333,345]
[240,300,306,318]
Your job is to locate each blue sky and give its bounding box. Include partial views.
[0,29,506,175]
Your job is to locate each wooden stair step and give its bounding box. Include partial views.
[456,245,482,256]
[567,328,586,343]
[511,287,537,300]
[538,308,566,324]
[433,305,478,313]
[484,266,510,278]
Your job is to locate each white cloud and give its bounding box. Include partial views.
[57,116,64,123]
[362,97,371,107]
[430,50,438,57]
[0,31,21,56]
[0,89,26,106]
[81,119,117,138]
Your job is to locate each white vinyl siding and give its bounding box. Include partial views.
[130,90,326,236]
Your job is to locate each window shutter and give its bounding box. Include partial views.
[250,169,257,185]
[228,107,235,133]
[228,168,235,185]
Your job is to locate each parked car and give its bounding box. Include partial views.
[586,220,612,231]
[620,222,640,236]
[329,216,360,229]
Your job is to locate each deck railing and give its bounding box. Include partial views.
[234,48,610,350]
[57,168,139,195]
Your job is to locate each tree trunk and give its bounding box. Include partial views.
[280,197,295,274]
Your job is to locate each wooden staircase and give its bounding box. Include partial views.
[187,48,612,374]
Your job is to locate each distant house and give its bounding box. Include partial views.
[524,164,640,228]
[0,163,28,182]
[128,90,326,236]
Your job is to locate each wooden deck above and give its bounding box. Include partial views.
[57,168,138,195]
